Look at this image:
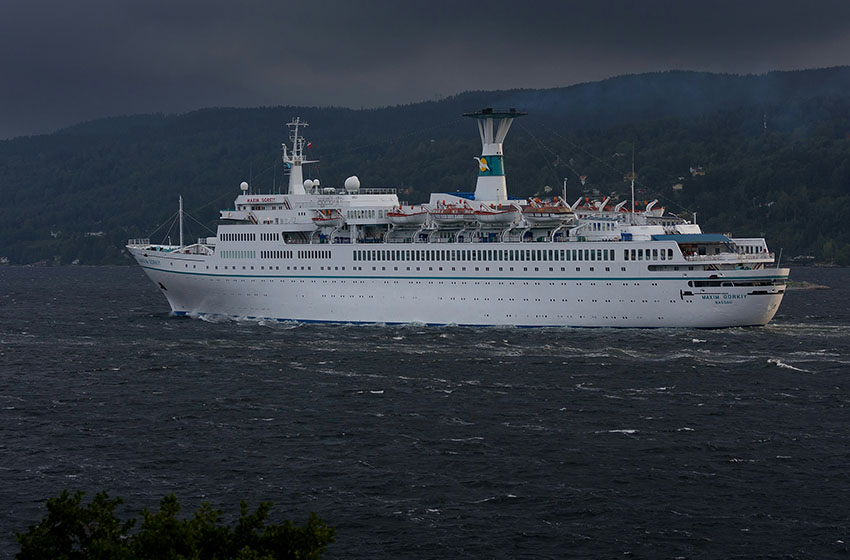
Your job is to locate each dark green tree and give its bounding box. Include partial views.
[16,490,335,560]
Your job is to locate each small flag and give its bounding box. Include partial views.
[580,175,587,186]
[306,141,313,148]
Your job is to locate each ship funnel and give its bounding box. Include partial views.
[464,108,527,201]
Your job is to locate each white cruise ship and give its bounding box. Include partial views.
[127,110,788,327]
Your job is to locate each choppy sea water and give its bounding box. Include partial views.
[1,265,849,559]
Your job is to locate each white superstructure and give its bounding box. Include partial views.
[127,110,788,327]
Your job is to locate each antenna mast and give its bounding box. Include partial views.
[630,147,636,225]
[282,117,318,195]
[178,195,184,247]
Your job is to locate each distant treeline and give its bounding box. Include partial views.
[1,67,849,264]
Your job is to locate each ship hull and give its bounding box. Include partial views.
[129,246,787,328]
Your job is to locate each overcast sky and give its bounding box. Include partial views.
[2,0,850,139]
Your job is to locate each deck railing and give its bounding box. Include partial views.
[684,252,774,262]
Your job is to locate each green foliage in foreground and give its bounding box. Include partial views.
[16,490,335,560]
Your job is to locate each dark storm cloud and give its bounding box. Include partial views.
[2,0,850,139]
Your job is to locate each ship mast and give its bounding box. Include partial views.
[625,146,638,225]
[630,151,635,225]
[281,117,318,195]
[463,108,527,201]
[179,195,184,247]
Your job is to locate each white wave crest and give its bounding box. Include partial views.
[767,358,810,372]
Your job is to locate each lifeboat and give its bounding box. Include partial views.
[474,204,518,225]
[312,209,344,228]
[522,198,573,226]
[387,205,428,226]
[429,201,476,225]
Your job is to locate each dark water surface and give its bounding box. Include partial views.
[1,266,849,558]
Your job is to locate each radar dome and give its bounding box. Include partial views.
[303,179,315,189]
[240,181,249,191]
[313,179,320,187]
[344,176,360,192]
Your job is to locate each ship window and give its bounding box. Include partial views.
[597,249,602,261]
[590,250,595,261]
[584,249,590,261]
[660,250,666,261]
[668,249,674,259]
[624,250,629,261]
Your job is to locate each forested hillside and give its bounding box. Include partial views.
[1,68,850,264]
